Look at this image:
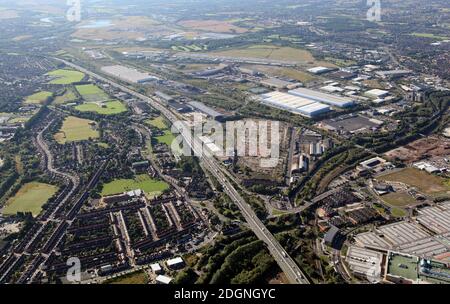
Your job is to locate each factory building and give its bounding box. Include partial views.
[375,70,412,80]
[191,64,230,77]
[188,101,225,121]
[346,246,383,282]
[298,154,309,171]
[168,101,192,113]
[260,91,331,118]
[365,89,390,99]
[307,66,334,75]
[155,91,175,103]
[260,77,293,89]
[309,142,325,156]
[101,65,158,83]
[288,88,355,108]
[166,257,185,270]
[294,103,331,118]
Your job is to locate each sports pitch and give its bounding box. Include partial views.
[387,254,418,281]
[146,116,168,129]
[104,270,149,284]
[378,168,449,195]
[2,182,58,217]
[54,88,78,104]
[382,192,416,207]
[101,174,169,197]
[47,69,85,85]
[75,84,109,102]
[156,130,176,146]
[54,116,99,144]
[24,91,53,104]
[75,100,127,115]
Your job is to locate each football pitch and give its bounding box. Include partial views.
[47,69,85,84]
[75,100,127,115]
[54,116,99,144]
[75,84,110,102]
[101,174,169,197]
[2,182,58,217]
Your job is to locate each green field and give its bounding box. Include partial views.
[171,44,208,52]
[387,254,418,281]
[410,32,449,40]
[146,116,168,129]
[75,84,109,102]
[378,168,450,195]
[382,192,416,207]
[47,69,85,85]
[104,270,148,284]
[75,84,104,95]
[145,117,177,148]
[74,100,127,115]
[54,89,78,104]
[101,174,169,197]
[25,91,53,104]
[2,182,58,217]
[7,115,31,124]
[156,130,176,146]
[390,207,408,218]
[97,142,110,148]
[54,116,99,144]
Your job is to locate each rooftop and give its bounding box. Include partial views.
[188,101,223,119]
[155,275,173,284]
[150,263,162,272]
[288,88,355,108]
[101,65,156,83]
[260,77,293,89]
[166,257,184,266]
[346,246,383,281]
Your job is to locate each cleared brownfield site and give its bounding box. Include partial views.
[378,168,449,195]
[385,136,450,163]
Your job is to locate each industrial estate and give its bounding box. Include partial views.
[0,0,449,287]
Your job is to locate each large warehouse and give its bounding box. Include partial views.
[288,88,355,108]
[260,91,331,118]
[101,65,158,83]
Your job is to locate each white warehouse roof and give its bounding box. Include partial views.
[101,65,156,83]
[155,275,172,284]
[166,257,184,267]
[321,85,344,93]
[297,103,331,117]
[365,89,390,98]
[150,263,162,272]
[308,66,332,74]
[260,91,331,118]
[261,91,316,108]
[288,88,355,108]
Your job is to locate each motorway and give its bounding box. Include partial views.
[57,58,310,284]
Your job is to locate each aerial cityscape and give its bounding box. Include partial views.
[0,0,449,288]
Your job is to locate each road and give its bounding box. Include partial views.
[0,118,81,283]
[36,118,80,219]
[286,126,296,185]
[57,58,310,284]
